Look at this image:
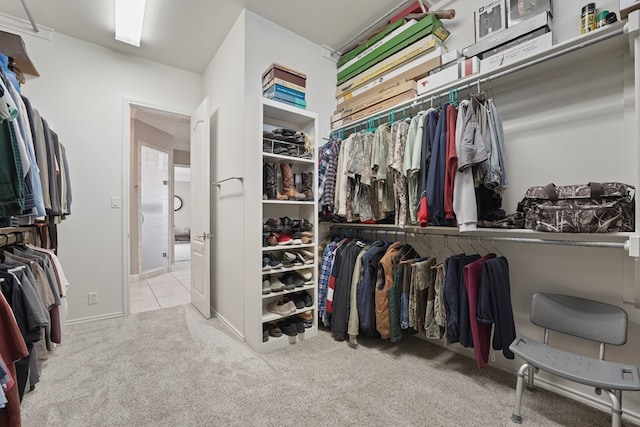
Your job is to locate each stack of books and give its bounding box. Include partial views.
[262,63,307,110]
[331,11,451,130]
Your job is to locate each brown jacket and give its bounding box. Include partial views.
[375,242,403,339]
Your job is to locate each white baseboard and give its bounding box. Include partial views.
[211,307,245,340]
[66,312,123,325]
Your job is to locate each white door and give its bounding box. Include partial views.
[190,98,211,318]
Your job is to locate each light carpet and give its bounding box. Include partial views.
[21,305,636,427]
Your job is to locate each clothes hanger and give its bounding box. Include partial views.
[492,237,504,257]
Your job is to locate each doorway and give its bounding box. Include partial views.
[128,104,192,313]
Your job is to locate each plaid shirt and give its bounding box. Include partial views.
[317,240,337,318]
[318,140,340,210]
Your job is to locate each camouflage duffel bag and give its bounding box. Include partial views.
[519,182,635,233]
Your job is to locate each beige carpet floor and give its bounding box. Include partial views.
[20,304,638,427]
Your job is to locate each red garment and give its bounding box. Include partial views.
[417,195,429,227]
[444,104,458,220]
[0,293,29,427]
[463,253,496,369]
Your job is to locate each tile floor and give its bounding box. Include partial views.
[130,261,191,313]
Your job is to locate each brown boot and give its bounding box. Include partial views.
[273,163,289,200]
[301,172,314,201]
[280,163,305,201]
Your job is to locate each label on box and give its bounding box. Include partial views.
[417,63,460,95]
[462,57,480,77]
[507,0,552,27]
[476,0,506,41]
[480,31,553,73]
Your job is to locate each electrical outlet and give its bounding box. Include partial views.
[88,292,98,305]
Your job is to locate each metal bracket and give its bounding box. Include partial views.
[212,176,243,188]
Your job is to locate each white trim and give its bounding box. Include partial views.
[212,307,245,340]
[122,97,191,318]
[0,12,53,40]
[66,312,123,325]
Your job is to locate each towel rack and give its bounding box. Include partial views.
[212,176,243,188]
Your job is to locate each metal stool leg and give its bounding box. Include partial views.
[602,389,622,427]
[511,363,530,423]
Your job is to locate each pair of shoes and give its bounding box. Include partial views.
[269,276,286,292]
[289,232,303,245]
[300,231,313,244]
[297,311,313,321]
[262,279,271,295]
[262,254,283,270]
[288,293,305,309]
[265,322,282,337]
[298,270,312,281]
[281,271,306,288]
[284,251,304,266]
[278,233,294,245]
[267,298,296,316]
[299,249,314,264]
[295,291,312,307]
[263,217,283,231]
[277,317,306,336]
[267,232,279,246]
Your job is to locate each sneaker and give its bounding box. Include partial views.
[266,322,282,337]
[289,271,307,287]
[289,317,306,333]
[299,270,312,281]
[285,251,304,266]
[301,231,313,244]
[262,254,283,270]
[288,293,305,309]
[298,251,313,265]
[277,233,293,245]
[269,276,285,292]
[299,291,313,307]
[262,279,271,295]
[263,218,283,231]
[277,319,298,336]
[279,273,297,290]
[267,232,279,246]
[267,298,296,316]
[290,232,303,245]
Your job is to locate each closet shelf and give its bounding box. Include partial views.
[263,200,315,206]
[262,152,314,164]
[328,223,631,249]
[262,264,315,275]
[262,283,314,299]
[262,306,315,323]
[263,243,315,252]
[331,21,628,134]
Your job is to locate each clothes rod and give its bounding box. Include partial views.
[329,226,628,249]
[330,24,626,135]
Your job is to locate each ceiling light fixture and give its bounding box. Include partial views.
[115,0,147,47]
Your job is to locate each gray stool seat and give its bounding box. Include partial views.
[510,336,640,391]
[509,292,640,427]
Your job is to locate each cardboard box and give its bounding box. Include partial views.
[480,31,553,73]
[337,15,450,84]
[461,57,480,77]
[336,37,443,97]
[475,0,506,42]
[262,63,306,88]
[338,19,406,68]
[417,63,460,95]
[621,0,640,18]
[331,90,417,129]
[463,11,551,58]
[336,47,443,99]
[441,49,462,66]
[263,84,305,102]
[390,1,424,23]
[265,95,307,109]
[336,55,441,102]
[262,77,305,94]
[480,27,549,59]
[333,80,417,122]
[507,0,552,27]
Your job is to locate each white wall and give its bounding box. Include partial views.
[17,30,202,321]
[202,12,247,335]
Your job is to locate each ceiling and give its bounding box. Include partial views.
[0,0,421,74]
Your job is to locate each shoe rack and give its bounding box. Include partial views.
[249,97,318,353]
